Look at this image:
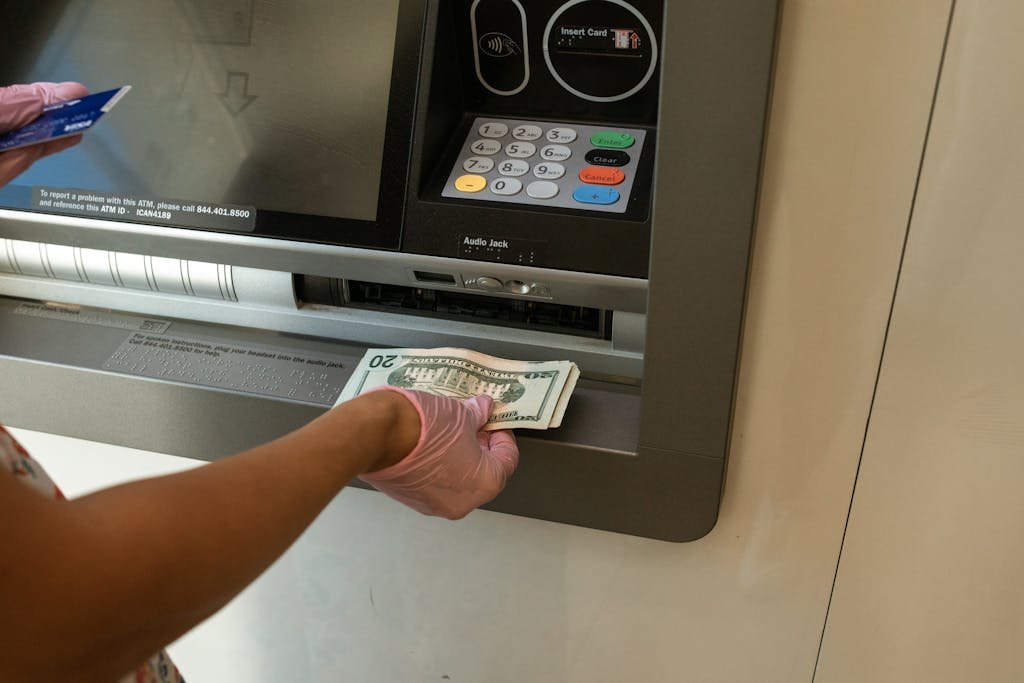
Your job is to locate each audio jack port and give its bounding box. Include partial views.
[505,280,531,295]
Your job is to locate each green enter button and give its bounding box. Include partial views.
[590,131,635,149]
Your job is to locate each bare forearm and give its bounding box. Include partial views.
[1,391,418,681]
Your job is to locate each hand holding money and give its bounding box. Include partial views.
[359,387,519,518]
[336,348,580,430]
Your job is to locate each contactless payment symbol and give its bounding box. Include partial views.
[479,32,522,57]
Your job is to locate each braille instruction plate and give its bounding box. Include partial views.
[14,302,171,333]
[103,333,347,405]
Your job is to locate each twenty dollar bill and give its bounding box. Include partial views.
[336,348,579,430]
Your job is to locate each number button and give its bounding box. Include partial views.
[463,156,495,173]
[539,144,572,161]
[505,141,536,158]
[490,178,523,196]
[454,174,487,193]
[498,159,530,176]
[526,181,559,199]
[546,127,577,143]
[469,139,502,155]
[533,162,565,179]
[478,122,509,138]
[512,125,543,141]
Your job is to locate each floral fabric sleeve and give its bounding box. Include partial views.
[1,426,186,683]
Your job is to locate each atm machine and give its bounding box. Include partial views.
[0,1,777,541]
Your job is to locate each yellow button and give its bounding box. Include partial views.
[455,174,487,193]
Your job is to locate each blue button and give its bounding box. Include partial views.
[572,185,620,205]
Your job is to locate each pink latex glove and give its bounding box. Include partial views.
[360,387,519,519]
[0,81,89,187]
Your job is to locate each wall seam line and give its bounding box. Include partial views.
[811,1,959,679]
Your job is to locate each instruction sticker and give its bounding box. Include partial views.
[32,186,256,232]
[13,302,170,333]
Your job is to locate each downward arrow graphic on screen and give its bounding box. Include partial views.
[219,72,258,115]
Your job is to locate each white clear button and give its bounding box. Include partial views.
[490,177,523,195]
[526,180,559,199]
[546,127,577,143]
[478,122,509,138]
[511,124,543,140]
[463,156,495,173]
[497,159,530,176]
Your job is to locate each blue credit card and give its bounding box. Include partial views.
[0,85,131,153]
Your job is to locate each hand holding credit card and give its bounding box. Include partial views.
[0,85,131,153]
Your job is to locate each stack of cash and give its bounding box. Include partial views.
[335,347,580,430]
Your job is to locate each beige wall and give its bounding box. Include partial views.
[817,1,1024,679]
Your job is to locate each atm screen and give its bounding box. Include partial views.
[0,0,411,246]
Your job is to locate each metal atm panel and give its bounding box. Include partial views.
[0,0,777,541]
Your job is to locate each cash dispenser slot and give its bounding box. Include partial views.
[295,275,609,339]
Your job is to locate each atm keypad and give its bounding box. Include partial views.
[442,117,647,214]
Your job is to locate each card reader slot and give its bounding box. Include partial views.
[295,276,609,339]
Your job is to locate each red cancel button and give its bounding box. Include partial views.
[578,166,625,185]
